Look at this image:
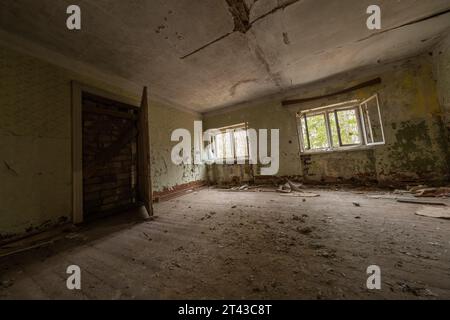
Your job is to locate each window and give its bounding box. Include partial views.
[209,123,249,162]
[297,94,384,153]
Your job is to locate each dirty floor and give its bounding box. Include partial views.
[1,188,449,299]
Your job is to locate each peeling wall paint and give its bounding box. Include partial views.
[432,33,450,167]
[204,52,449,186]
[204,99,302,184]
[0,44,205,240]
[149,102,206,194]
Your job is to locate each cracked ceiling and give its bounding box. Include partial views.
[0,0,449,113]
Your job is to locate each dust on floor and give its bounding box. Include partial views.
[0,188,449,299]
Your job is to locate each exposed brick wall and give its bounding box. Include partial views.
[82,93,138,217]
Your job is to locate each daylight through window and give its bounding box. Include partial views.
[297,94,385,153]
[210,123,249,162]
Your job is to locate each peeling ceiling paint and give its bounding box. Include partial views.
[0,0,449,113]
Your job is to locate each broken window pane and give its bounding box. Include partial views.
[336,109,361,145]
[306,114,329,150]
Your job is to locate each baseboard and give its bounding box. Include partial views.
[153,180,207,203]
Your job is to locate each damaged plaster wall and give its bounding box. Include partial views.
[432,32,450,163]
[204,52,449,186]
[150,102,206,194]
[0,44,205,241]
[204,99,302,184]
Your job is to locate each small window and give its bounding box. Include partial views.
[210,123,249,162]
[298,94,384,153]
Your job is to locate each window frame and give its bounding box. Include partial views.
[359,94,386,146]
[297,94,385,154]
[209,123,250,163]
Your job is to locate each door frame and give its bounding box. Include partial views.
[71,81,141,224]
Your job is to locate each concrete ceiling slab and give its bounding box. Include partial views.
[0,0,449,113]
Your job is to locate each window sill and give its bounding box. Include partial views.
[301,144,384,156]
[206,159,250,165]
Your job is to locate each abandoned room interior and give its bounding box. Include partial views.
[0,0,450,301]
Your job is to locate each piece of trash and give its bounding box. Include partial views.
[415,206,450,220]
[286,180,304,192]
[0,279,14,288]
[408,185,428,193]
[397,199,447,206]
[403,185,450,198]
[297,226,314,235]
[277,183,292,193]
[353,202,361,207]
[280,192,320,198]
[397,282,436,297]
[414,187,450,198]
[292,215,305,222]
[65,233,82,240]
[394,189,411,195]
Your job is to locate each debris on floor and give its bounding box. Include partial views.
[412,187,450,198]
[280,192,320,198]
[415,206,450,220]
[214,179,315,197]
[397,282,437,297]
[397,199,447,206]
[277,180,304,193]
[277,183,292,193]
[367,194,407,200]
[296,226,315,235]
[367,187,450,206]
[397,185,450,198]
[287,180,304,192]
[0,279,14,289]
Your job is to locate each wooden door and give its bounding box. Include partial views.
[137,87,153,216]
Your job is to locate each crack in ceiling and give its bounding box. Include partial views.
[357,7,450,43]
[226,0,251,33]
[179,0,301,59]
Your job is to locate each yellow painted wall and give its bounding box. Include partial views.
[0,44,205,240]
[204,53,449,185]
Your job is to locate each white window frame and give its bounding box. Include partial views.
[359,94,385,146]
[209,123,250,163]
[297,94,385,154]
